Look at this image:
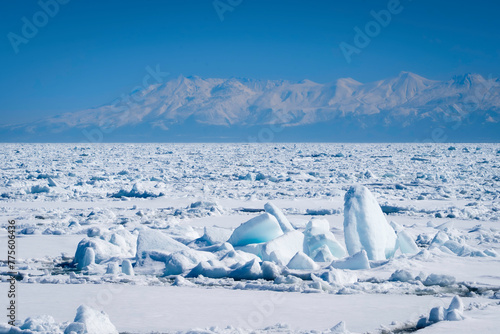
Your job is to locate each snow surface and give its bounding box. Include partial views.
[1,284,492,333]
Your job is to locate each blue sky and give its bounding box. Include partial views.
[1,0,499,124]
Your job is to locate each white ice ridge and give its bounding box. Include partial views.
[264,202,295,232]
[343,185,397,261]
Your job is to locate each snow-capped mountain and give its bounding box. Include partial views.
[2,72,499,142]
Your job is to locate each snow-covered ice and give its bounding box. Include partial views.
[0,143,499,333]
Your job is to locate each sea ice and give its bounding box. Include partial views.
[74,238,124,269]
[110,182,162,198]
[163,251,199,276]
[428,306,445,323]
[186,260,231,279]
[136,228,189,264]
[446,309,464,321]
[261,230,305,264]
[448,295,464,313]
[106,262,120,275]
[121,259,134,276]
[80,247,95,269]
[303,218,346,259]
[194,226,233,246]
[261,261,281,280]
[343,185,397,260]
[18,315,61,333]
[264,202,295,232]
[227,213,283,247]
[389,269,414,282]
[220,249,259,267]
[396,230,419,254]
[312,245,335,262]
[229,258,263,280]
[422,273,456,287]
[64,305,118,334]
[287,251,318,270]
[329,320,350,334]
[320,268,358,286]
[330,250,370,270]
[172,275,196,287]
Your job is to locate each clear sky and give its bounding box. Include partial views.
[1,0,499,124]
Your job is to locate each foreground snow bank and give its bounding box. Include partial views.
[0,305,117,334]
[65,305,118,334]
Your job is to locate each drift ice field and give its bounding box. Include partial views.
[1,143,499,333]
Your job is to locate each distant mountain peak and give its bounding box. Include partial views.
[297,79,318,85]
[397,70,414,77]
[452,73,486,87]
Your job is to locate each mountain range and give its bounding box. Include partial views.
[2,71,499,142]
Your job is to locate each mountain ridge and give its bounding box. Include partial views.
[2,72,499,142]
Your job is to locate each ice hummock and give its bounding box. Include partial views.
[417,295,465,328]
[227,213,284,247]
[261,230,305,265]
[193,226,233,246]
[17,315,61,333]
[396,230,419,254]
[80,247,95,269]
[264,202,295,232]
[303,218,346,259]
[74,238,123,269]
[287,251,318,270]
[229,258,263,280]
[121,259,134,275]
[64,305,118,334]
[343,185,397,260]
[136,228,190,264]
[330,250,370,270]
[313,245,335,262]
